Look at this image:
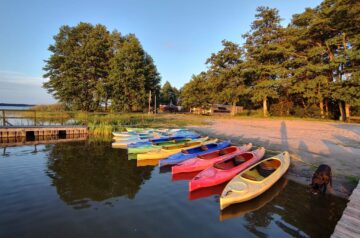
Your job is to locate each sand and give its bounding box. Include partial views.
[190,118,360,198]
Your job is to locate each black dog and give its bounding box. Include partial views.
[310,164,332,195]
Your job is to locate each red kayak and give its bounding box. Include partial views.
[172,144,252,175]
[188,147,265,192]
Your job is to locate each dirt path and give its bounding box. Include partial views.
[190,118,360,198]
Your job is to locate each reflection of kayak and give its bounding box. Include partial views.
[189,148,265,192]
[136,159,161,167]
[137,139,217,160]
[159,141,231,167]
[172,171,200,181]
[188,183,227,201]
[220,151,290,210]
[172,144,252,174]
[219,177,288,221]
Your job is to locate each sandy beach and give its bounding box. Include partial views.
[191,118,360,198]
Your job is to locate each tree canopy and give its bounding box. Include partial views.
[180,0,360,120]
[43,23,161,112]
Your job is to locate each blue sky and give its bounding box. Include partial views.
[0,0,322,104]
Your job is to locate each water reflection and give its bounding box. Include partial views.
[222,179,346,238]
[46,141,154,208]
[189,183,227,201]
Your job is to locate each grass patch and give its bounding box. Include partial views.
[346,175,360,186]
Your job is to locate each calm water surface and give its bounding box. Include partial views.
[0,140,347,238]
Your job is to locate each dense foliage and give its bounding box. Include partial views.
[180,0,360,120]
[43,23,160,112]
[159,81,179,105]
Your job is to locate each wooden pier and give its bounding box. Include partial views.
[331,181,360,238]
[0,126,88,139]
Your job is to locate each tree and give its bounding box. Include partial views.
[205,40,247,114]
[43,22,112,111]
[159,81,179,105]
[180,73,211,110]
[109,34,161,112]
[287,8,332,118]
[243,7,289,116]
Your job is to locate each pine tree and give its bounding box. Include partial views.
[205,40,246,113]
[243,7,288,116]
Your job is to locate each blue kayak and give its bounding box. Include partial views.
[159,140,231,167]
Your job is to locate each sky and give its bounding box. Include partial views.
[0,0,323,104]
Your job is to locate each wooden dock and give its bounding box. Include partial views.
[0,134,87,147]
[0,126,88,139]
[331,181,360,238]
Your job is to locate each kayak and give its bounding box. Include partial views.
[113,134,202,149]
[136,159,161,167]
[188,147,265,192]
[219,151,290,210]
[113,134,154,141]
[172,144,252,174]
[137,139,218,160]
[219,178,288,221]
[128,137,207,154]
[112,138,148,148]
[126,127,152,132]
[159,141,231,167]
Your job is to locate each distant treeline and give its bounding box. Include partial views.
[180,0,360,120]
[43,23,161,112]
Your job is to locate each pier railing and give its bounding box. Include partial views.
[0,109,160,128]
[0,109,90,127]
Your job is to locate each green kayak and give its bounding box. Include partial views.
[128,137,209,154]
[128,139,190,154]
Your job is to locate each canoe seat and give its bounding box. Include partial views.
[200,145,209,151]
[218,149,226,156]
[242,169,265,181]
[258,159,280,177]
[234,155,246,165]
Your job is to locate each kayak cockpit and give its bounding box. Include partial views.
[241,159,281,181]
[197,146,237,160]
[214,153,253,170]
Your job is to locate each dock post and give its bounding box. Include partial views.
[34,111,37,126]
[2,110,5,126]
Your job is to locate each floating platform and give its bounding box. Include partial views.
[0,134,87,147]
[331,181,360,238]
[0,126,88,139]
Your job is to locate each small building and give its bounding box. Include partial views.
[190,104,243,115]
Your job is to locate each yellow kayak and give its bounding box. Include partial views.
[136,138,217,160]
[220,151,290,210]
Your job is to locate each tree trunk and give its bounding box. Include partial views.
[325,99,329,118]
[339,101,345,121]
[320,100,324,118]
[345,103,351,121]
[263,97,268,117]
[231,102,236,116]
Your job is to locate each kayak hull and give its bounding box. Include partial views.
[159,141,231,167]
[188,148,265,192]
[172,144,252,174]
[137,139,216,160]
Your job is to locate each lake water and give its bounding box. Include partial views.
[0,140,347,238]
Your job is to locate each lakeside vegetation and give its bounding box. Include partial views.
[181,1,360,121]
[41,0,359,122]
